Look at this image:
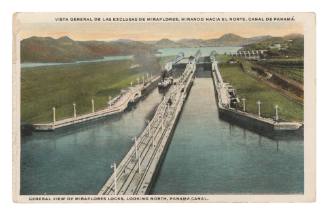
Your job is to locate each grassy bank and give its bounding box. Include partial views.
[219,63,303,122]
[21,57,167,124]
[216,54,231,63]
[216,54,304,83]
[255,59,304,83]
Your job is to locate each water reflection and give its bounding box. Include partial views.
[21,76,303,195]
[21,89,163,195]
[230,126,282,152]
[152,78,303,194]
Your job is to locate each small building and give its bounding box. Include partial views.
[269,43,281,50]
[227,58,238,64]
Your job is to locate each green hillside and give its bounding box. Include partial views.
[242,34,304,58]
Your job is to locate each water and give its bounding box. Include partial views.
[21,70,303,195]
[21,55,134,69]
[156,46,241,57]
[21,46,241,68]
[151,78,303,194]
[21,90,163,194]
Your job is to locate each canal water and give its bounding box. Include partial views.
[21,90,163,194]
[21,47,241,69]
[151,78,304,194]
[156,47,241,57]
[21,55,134,69]
[21,78,303,195]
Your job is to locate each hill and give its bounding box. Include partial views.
[241,34,304,57]
[21,33,300,63]
[147,34,273,48]
[21,36,156,63]
[177,38,205,47]
[205,34,271,47]
[154,39,184,48]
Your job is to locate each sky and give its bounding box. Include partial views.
[16,13,303,41]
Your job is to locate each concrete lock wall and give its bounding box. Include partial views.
[218,108,274,134]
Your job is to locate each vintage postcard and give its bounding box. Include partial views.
[13,12,315,202]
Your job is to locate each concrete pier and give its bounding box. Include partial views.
[98,62,196,195]
[33,75,160,131]
[211,56,303,131]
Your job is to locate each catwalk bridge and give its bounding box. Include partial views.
[98,59,197,195]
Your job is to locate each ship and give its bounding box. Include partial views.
[158,77,173,89]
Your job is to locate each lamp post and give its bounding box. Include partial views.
[145,120,150,136]
[111,162,117,195]
[275,105,279,121]
[108,96,112,108]
[161,118,165,132]
[151,132,155,148]
[257,100,261,117]
[147,120,155,148]
[73,103,76,119]
[134,137,141,173]
[52,107,56,125]
[242,98,246,112]
[91,98,95,113]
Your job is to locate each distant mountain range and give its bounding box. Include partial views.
[147,33,272,48]
[21,36,155,63]
[21,33,303,63]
